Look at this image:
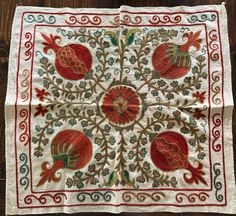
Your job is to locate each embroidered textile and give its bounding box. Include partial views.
[5,4,236,214]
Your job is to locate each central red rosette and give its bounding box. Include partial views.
[101,85,140,125]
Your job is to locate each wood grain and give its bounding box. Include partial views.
[0,0,235,215]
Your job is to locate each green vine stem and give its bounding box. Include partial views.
[115,131,127,171]
[116,39,128,82]
[44,96,96,110]
[82,130,111,184]
[132,119,167,182]
[147,98,199,114]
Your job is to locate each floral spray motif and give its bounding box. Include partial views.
[152,31,202,79]
[41,33,92,80]
[37,130,92,187]
[151,131,207,185]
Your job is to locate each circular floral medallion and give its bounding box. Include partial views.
[101,85,141,125]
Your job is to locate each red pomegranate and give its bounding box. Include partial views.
[41,33,92,80]
[37,129,92,187]
[152,31,202,79]
[151,131,207,185]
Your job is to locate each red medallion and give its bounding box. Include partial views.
[101,86,140,125]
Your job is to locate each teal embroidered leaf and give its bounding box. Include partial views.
[105,31,119,46]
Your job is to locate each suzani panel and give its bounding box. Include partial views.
[5,4,236,214]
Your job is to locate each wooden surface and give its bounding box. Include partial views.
[0,0,235,215]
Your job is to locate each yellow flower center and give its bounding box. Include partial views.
[113,96,128,114]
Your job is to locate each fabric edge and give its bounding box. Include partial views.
[5,6,21,216]
[15,4,224,13]
[220,3,236,214]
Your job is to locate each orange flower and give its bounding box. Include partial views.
[34,104,48,117]
[193,108,206,120]
[35,88,50,101]
[192,91,206,103]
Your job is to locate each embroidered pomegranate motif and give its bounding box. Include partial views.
[101,85,140,125]
[151,131,207,185]
[152,31,202,79]
[41,33,92,80]
[37,129,92,187]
